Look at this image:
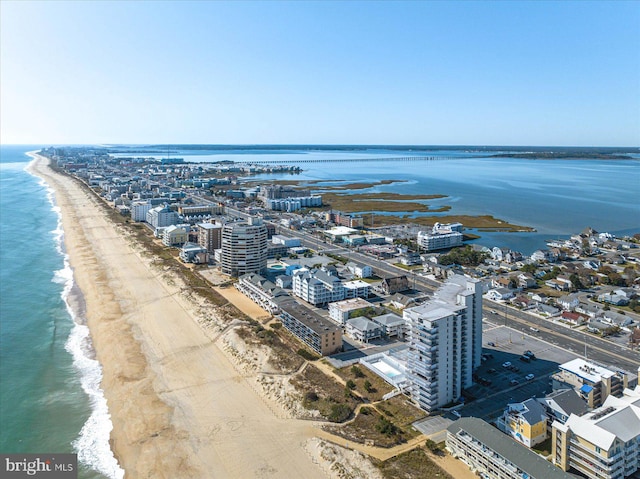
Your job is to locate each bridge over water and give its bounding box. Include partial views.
[235,155,476,164]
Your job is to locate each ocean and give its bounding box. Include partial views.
[0,145,123,479]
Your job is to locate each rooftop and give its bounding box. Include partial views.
[560,358,616,383]
[448,417,572,479]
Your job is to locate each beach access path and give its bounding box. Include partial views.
[29,154,326,478]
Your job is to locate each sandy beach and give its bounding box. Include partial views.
[28,154,332,478]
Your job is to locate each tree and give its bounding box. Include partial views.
[363,380,373,393]
[569,273,584,292]
[351,365,365,378]
[521,263,537,274]
[376,416,398,436]
[346,379,356,390]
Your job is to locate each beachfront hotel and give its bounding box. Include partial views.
[220,217,268,276]
[404,275,482,411]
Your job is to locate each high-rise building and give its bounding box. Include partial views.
[197,222,223,253]
[220,217,268,276]
[404,275,482,411]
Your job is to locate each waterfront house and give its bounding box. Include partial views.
[345,317,382,343]
[370,312,406,338]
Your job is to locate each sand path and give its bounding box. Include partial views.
[29,155,326,478]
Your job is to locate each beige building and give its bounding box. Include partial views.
[198,222,222,253]
[553,386,640,479]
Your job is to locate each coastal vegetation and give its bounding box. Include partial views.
[438,246,489,266]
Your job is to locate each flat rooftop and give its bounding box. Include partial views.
[560,358,616,383]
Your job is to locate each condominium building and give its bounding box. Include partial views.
[417,228,463,252]
[552,387,640,479]
[278,299,342,356]
[553,358,635,408]
[447,417,572,479]
[404,275,482,411]
[197,222,222,253]
[236,273,290,314]
[131,200,152,222]
[220,217,268,276]
[146,204,179,228]
[292,268,345,306]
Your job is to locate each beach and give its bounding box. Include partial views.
[27,154,330,478]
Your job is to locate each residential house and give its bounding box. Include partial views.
[179,242,208,263]
[537,388,589,431]
[557,294,580,311]
[560,311,587,326]
[346,261,372,279]
[487,287,515,301]
[497,398,548,448]
[370,312,406,338]
[602,310,633,328]
[345,317,382,343]
[518,273,537,289]
[380,275,410,295]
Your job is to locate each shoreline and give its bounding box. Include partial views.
[27,153,329,478]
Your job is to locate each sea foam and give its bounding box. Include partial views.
[42,168,125,479]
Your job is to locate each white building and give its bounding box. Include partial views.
[146,204,179,228]
[272,235,301,248]
[131,200,152,222]
[328,298,373,325]
[346,261,372,279]
[346,317,382,343]
[220,217,268,276]
[417,223,463,252]
[292,268,345,306]
[162,225,187,246]
[371,312,406,338]
[405,275,483,412]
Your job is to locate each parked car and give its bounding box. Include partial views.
[510,379,520,385]
[488,342,496,347]
[525,373,535,381]
[502,361,512,368]
[524,350,537,360]
[530,327,540,332]
[520,355,531,363]
[488,368,496,374]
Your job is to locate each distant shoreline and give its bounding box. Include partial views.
[487,152,635,160]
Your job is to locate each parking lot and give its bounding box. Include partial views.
[457,319,580,421]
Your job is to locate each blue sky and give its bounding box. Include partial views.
[1,1,638,146]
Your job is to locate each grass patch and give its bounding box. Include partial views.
[376,395,427,431]
[334,364,394,402]
[532,437,552,456]
[290,364,360,422]
[374,446,454,479]
[325,407,411,448]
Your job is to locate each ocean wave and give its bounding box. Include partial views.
[42,173,125,479]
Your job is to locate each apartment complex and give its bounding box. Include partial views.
[553,358,634,408]
[131,200,152,222]
[197,222,222,253]
[447,417,572,479]
[220,217,268,276]
[278,299,342,356]
[404,275,482,411]
[553,387,640,479]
